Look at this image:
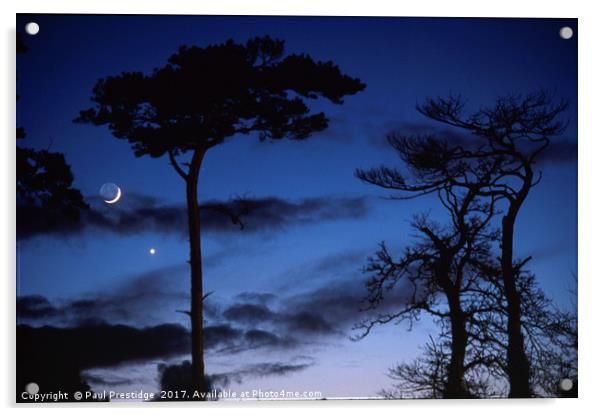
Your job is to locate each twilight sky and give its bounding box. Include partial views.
[16,15,577,399]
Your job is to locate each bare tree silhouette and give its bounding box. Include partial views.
[379,334,502,399]
[356,91,568,397]
[464,264,578,397]
[379,337,449,399]
[76,36,365,395]
[477,266,578,397]
[518,273,577,397]
[354,133,503,398]
[375,267,576,398]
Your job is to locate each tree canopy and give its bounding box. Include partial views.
[76,36,366,159]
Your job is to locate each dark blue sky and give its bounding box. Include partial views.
[16,15,577,398]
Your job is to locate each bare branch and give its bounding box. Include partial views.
[168,149,188,180]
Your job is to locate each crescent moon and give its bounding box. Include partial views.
[104,186,122,204]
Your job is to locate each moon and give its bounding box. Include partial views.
[100,183,122,204]
[149,248,156,255]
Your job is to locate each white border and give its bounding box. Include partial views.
[2,1,600,415]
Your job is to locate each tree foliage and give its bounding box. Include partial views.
[76,36,365,159]
[17,33,88,240]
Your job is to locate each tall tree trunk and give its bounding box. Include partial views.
[186,148,206,396]
[436,256,470,399]
[501,212,532,398]
[444,293,470,398]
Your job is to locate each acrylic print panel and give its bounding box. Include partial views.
[16,14,577,402]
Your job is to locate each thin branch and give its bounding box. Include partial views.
[168,149,188,180]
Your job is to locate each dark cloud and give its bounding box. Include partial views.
[276,249,366,290]
[17,295,254,354]
[279,280,365,334]
[242,329,297,350]
[18,242,416,391]
[204,324,243,350]
[19,246,413,361]
[18,322,190,370]
[205,325,300,355]
[284,311,335,334]
[223,303,275,324]
[17,265,190,327]
[210,196,370,232]
[217,288,349,340]
[18,319,304,396]
[214,299,339,340]
[17,322,189,401]
[213,279,370,340]
[82,373,135,387]
[244,329,281,345]
[234,291,277,305]
[209,359,315,387]
[17,304,318,397]
[278,270,414,337]
[244,250,380,336]
[18,194,371,240]
[17,250,415,397]
[539,138,577,163]
[17,295,60,319]
[222,303,337,336]
[157,358,315,393]
[17,289,331,358]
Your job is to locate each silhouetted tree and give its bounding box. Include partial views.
[379,335,501,399]
[356,91,568,397]
[520,273,577,397]
[476,264,578,396]
[371,255,575,398]
[16,34,88,239]
[379,337,448,399]
[76,37,365,395]
[548,275,577,397]
[17,148,89,236]
[17,325,101,402]
[468,264,578,397]
[156,360,218,401]
[353,166,500,398]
